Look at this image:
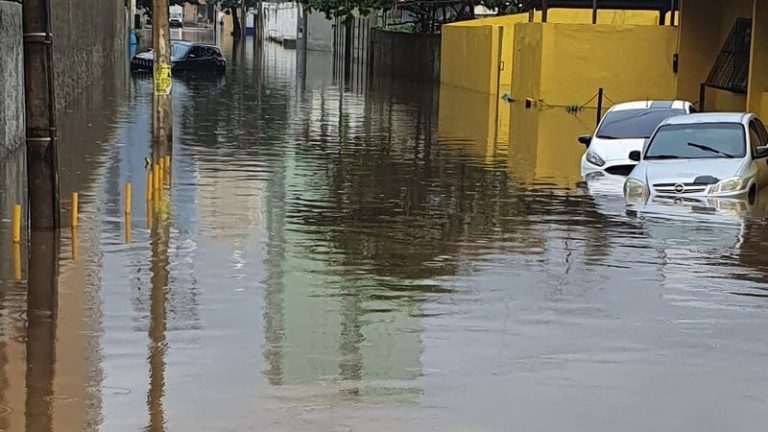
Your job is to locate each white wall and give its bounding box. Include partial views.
[263,2,298,41]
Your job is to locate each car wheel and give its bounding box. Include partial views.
[748,185,757,204]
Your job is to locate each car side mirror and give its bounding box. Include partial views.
[629,151,642,162]
[578,135,591,147]
[755,146,768,159]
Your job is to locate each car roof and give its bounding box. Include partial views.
[171,41,220,49]
[608,100,691,112]
[661,112,752,126]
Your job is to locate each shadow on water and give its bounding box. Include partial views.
[5,29,768,431]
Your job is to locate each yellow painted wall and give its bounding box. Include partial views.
[748,0,768,117]
[511,23,544,103]
[533,9,660,25]
[441,8,665,95]
[511,23,678,107]
[440,24,500,94]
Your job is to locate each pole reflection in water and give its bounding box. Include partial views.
[12,244,21,282]
[25,231,59,432]
[146,201,170,432]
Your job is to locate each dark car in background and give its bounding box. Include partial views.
[130,41,226,74]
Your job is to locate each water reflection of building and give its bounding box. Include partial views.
[261,142,423,388]
[256,65,428,388]
[508,105,592,187]
[437,84,509,164]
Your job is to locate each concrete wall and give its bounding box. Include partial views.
[510,23,678,108]
[441,9,670,95]
[263,2,298,42]
[370,29,440,81]
[441,23,506,94]
[0,2,24,159]
[0,0,125,158]
[306,11,333,51]
[52,0,126,114]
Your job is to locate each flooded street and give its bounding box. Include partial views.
[2,35,768,431]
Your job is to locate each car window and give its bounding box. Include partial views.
[188,46,205,58]
[596,109,687,140]
[645,123,746,159]
[755,118,768,144]
[171,44,191,59]
[749,120,764,152]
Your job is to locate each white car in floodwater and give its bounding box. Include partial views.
[624,112,768,203]
[579,100,695,177]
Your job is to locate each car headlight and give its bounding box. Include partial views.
[624,178,649,203]
[710,177,749,195]
[586,151,605,167]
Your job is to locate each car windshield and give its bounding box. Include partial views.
[596,109,686,139]
[645,123,746,159]
[171,43,191,59]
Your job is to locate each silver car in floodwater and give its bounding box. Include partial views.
[624,113,768,203]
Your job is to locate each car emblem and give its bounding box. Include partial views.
[674,183,685,194]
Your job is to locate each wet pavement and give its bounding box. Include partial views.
[2,32,768,431]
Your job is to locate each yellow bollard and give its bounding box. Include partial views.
[146,170,153,201]
[153,163,161,191]
[124,182,132,215]
[124,212,132,244]
[12,204,21,244]
[12,243,21,282]
[71,192,79,229]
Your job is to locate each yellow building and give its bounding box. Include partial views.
[441,0,768,119]
[440,0,768,180]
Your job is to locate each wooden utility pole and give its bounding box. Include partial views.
[22,0,60,230]
[153,0,173,161]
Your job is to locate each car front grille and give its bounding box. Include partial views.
[653,183,709,194]
[131,58,153,70]
[605,165,635,176]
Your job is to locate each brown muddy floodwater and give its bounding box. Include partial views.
[2,34,768,431]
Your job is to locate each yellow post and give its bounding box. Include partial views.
[12,204,21,244]
[12,243,21,281]
[124,182,132,215]
[71,192,79,229]
[146,170,153,201]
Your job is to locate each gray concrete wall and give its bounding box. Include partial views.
[370,29,440,81]
[0,1,25,159]
[52,0,127,113]
[306,12,333,51]
[0,0,126,158]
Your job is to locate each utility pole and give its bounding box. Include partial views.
[22,0,60,230]
[153,0,173,161]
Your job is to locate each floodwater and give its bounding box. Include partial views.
[2,33,768,431]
